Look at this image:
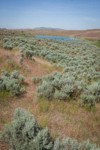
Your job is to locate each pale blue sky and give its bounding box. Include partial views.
[0,0,100,29]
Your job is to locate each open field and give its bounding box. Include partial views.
[0,30,100,149]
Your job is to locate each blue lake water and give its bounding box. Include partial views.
[36,35,76,42]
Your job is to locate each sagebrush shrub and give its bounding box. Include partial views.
[37,73,77,101]
[20,46,34,60]
[80,94,95,108]
[0,108,99,150]
[3,38,14,50]
[0,108,54,150]
[37,80,55,99]
[88,82,100,102]
[80,82,100,107]
[0,71,25,96]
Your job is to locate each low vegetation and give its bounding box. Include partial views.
[0,70,25,96]
[80,82,100,107]
[36,72,100,108]
[36,72,78,100]
[0,31,100,149]
[0,108,99,150]
[2,37,100,105]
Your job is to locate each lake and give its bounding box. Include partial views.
[36,35,76,42]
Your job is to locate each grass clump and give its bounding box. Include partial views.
[1,58,21,73]
[0,90,12,104]
[32,76,42,85]
[38,99,49,113]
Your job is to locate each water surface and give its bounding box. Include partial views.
[36,35,76,42]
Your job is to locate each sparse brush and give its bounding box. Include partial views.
[0,108,99,150]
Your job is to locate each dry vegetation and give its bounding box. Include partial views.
[0,30,100,149]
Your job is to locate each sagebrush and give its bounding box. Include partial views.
[0,108,99,150]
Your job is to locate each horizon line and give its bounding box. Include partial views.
[0,27,100,31]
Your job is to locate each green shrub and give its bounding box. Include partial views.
[3,43,13,50]
[0,108,53,150]
[20,46,34,60]
[37,80,55,100]
[3,38,14,50]
[37,73,77,101]
[88,82,100,103]
[53,138,98,150]
[80,94,95,108]
[80,82,100,108]
[0,108,99,150]
[0,71,25,96]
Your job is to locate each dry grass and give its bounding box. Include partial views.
[33,99,100,144]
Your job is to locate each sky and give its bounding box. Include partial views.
[0,0,100,30]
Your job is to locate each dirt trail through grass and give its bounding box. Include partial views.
[0,48,57,128]
[0,48,58,149]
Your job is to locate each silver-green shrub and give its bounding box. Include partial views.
[37,72,78,101]
[21,48,34,60]
[53,138,98,150]
[0,108,53,150]
[0,108,99,150]
[0,71,25,96]
[80,82,100,107]
[3,38,14,50]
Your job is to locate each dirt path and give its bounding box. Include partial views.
[0,49,54,97]
[0,49,57,149]
[34,57,52,67]
[0,48,56,127]
[13,51,56,98]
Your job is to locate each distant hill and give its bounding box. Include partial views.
[34,27,64,31]
[32,28,100,40]
[0,28,100,40]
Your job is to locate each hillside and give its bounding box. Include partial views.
[0,32,100,149]
[32,28,100,40]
